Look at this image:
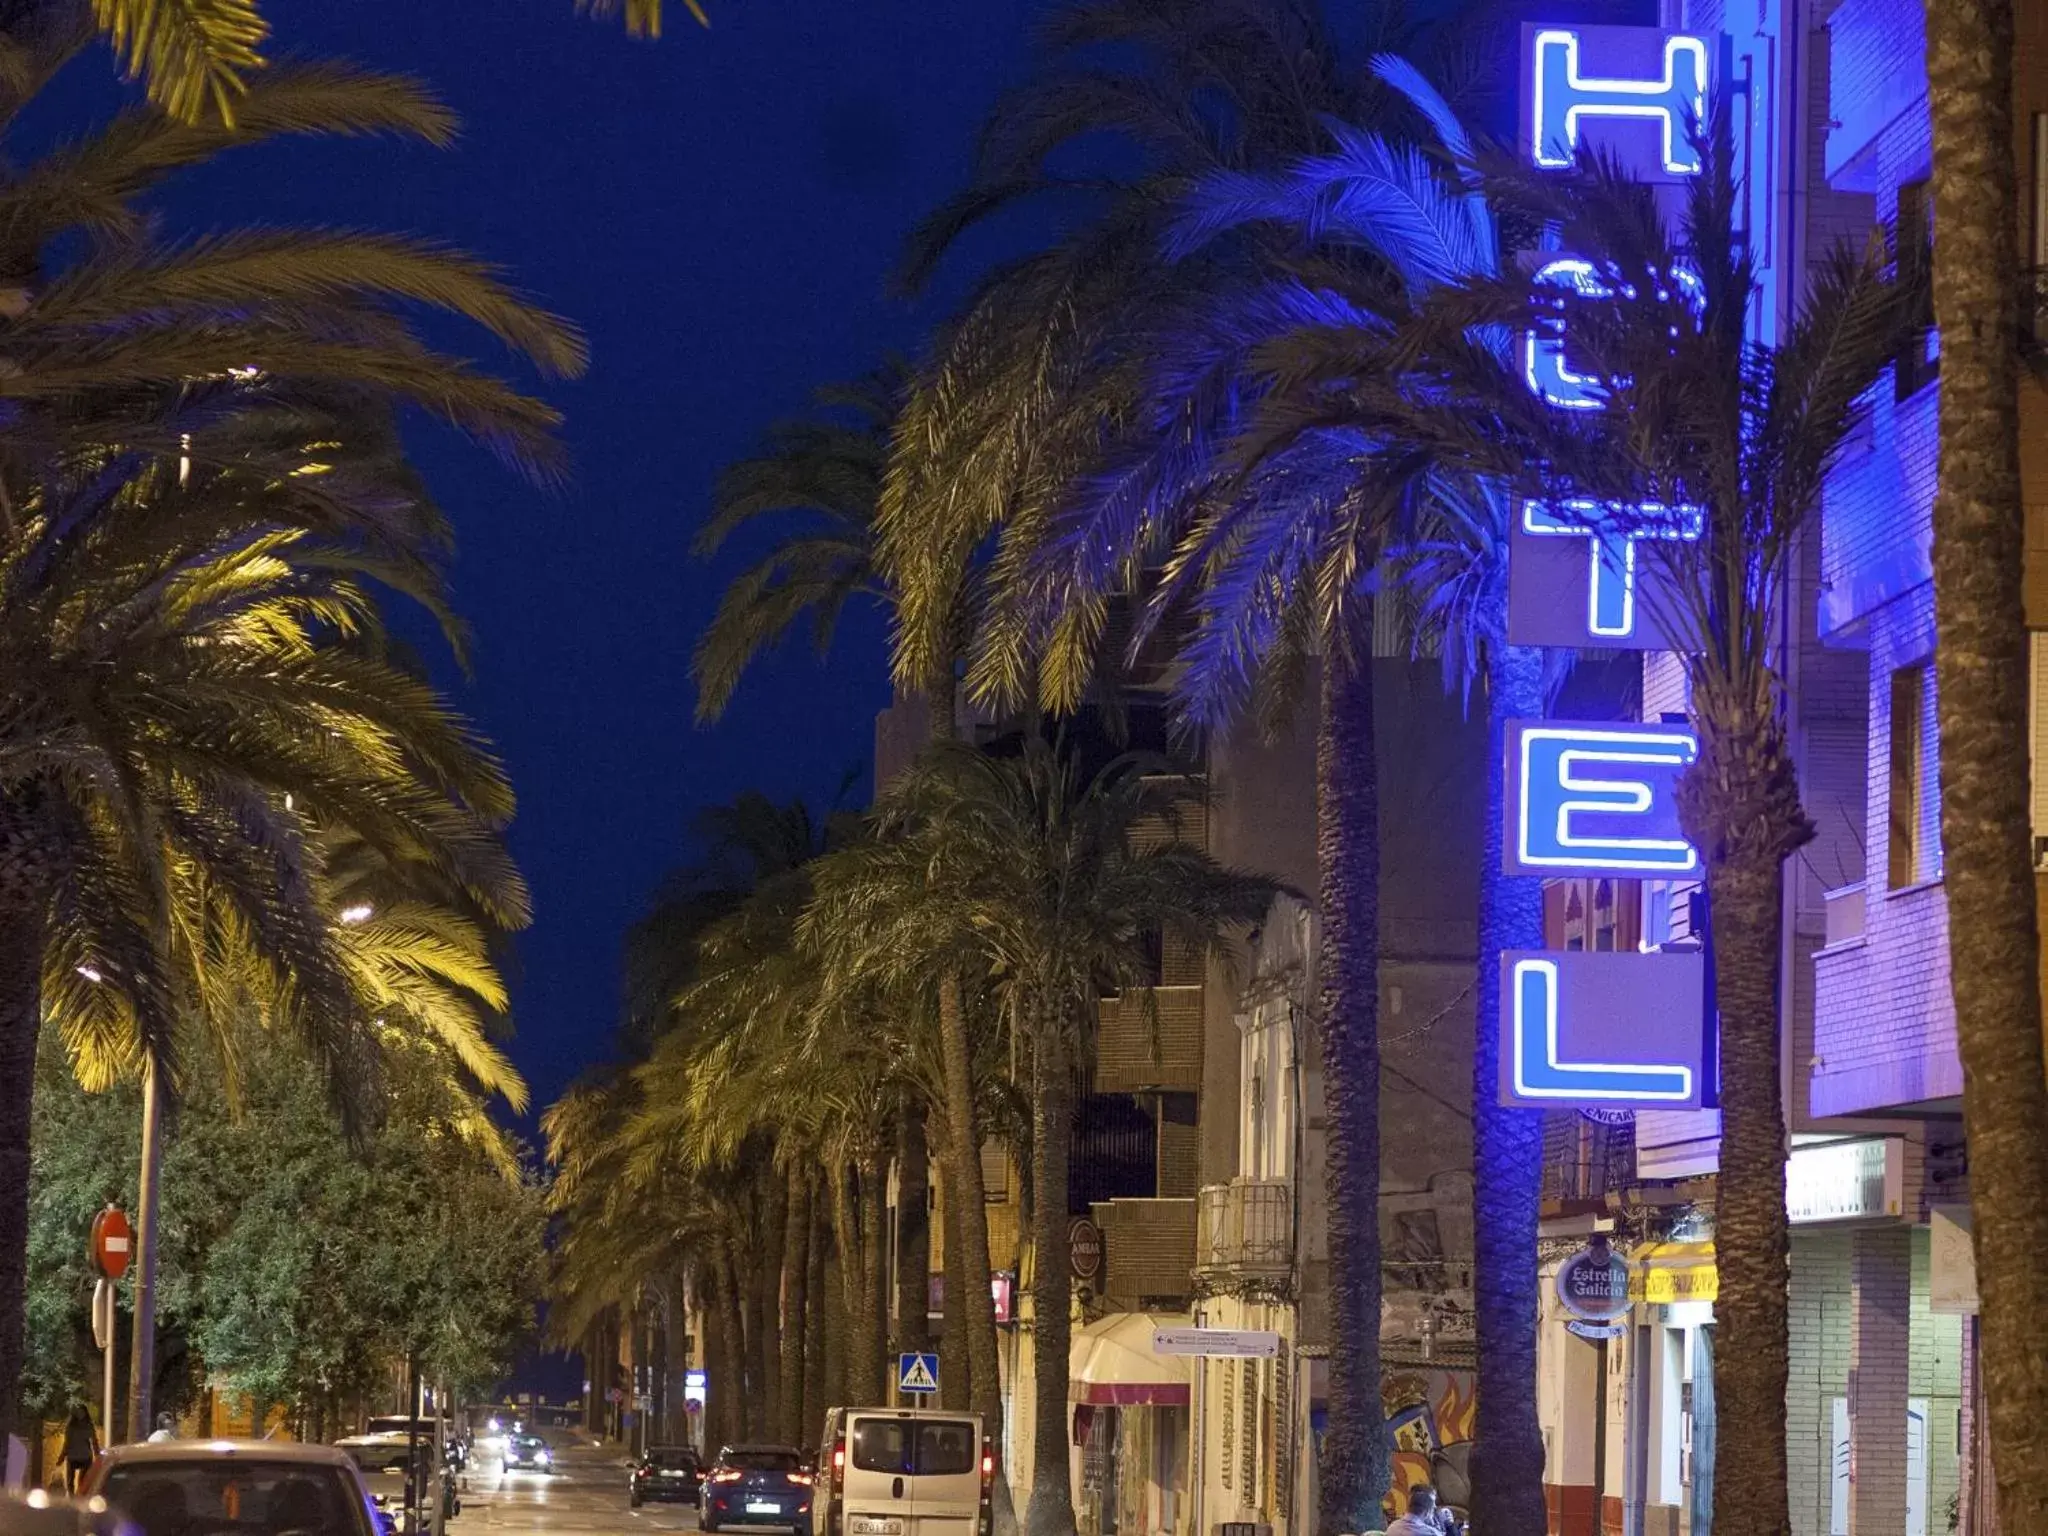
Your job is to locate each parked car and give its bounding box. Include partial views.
[699,1445,812,1535]
[630,1447,702,1508]
[85,1439,382,1536]
[336,1418,444,1476]
[813,1409,990,1536]
[0,1491,140,1536]
[502,1435,553,1474]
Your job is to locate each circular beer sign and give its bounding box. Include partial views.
[1556,1235,1629,1339]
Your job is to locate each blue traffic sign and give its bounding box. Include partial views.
[898,1353,939,1395]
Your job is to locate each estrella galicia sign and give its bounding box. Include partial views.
[1500,949,1707,1111]
[1505,719,1698,879]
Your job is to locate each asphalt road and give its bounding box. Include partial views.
[451,1434,701,1536]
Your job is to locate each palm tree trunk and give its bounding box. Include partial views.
[833,1157,885,1407]
[1928,0,2048,1524]
[860,1145,890,1405]
[780,1167,812,1446]
[823,1241,849,1416]
[127,1054,165,1445]
[759,1172,789,1439]
[937,974,1005,1445]
[1698,847,1792,1536]
[896,1096,932,1357]
[1314,650,1386,1533]
[714,1237,748,1449]
[805,1198,830,1437]
[1677,692,1809,1536]
[936,1150,971,1412]
[0,889,42,1447]
[1470,644,1547,1536]
[1024,1028,1076,1536]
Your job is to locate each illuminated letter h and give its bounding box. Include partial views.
[1529,29,1709,175]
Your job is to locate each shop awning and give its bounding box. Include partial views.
[1630,1240,1718,1304]
[1068,1310,1193,1406]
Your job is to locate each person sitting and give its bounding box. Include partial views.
[1385,1485,1453,1536]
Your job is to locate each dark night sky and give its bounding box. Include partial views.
[51,1,1045,1113]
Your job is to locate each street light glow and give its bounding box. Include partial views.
[338,903,375,925]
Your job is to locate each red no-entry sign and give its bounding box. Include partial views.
[90,1205,132,1279]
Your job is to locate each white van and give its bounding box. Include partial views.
[814,1408,991,1536]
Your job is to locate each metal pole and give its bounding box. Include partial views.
[126,1058,163,1444]
[406,1354,422,1536]
[101,1284,116,1450]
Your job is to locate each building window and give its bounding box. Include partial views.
[1896,180,1939,399]
[1889,664,1931,888]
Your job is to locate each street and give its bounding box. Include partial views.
[452,1435,701,1536]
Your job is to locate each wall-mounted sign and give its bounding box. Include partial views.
[1509,498,1703,649]
[1151,1328,1282,1359]
[1930,1206,1977,1315]
[1556,1235,1632,1340]
[1501,949,1707,1110]
[1069,1217,1103,1280]
[1506,719,1699,878]
[1785,1137,1903,1224]
[1522,25,1712,179]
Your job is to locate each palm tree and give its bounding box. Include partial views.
[691,369,900,724]
[688,365,948,1371]
[0,57,583,491]
[22,0,709,126]
[0,437,532,1442]
[1924,0,2048,1520]
[1196,134,1910,1536]
[1124,73,1551,1532]
[815,738,1275,1536]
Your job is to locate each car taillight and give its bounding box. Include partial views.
[978,1440,994,1536]
[788,1473,813,1486]
[830,1443,845,1495]
[711,1470,744,1483]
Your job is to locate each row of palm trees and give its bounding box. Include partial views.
[558,3,2048,1536]
[0,19,580,1449]
[548,741,1276,1530]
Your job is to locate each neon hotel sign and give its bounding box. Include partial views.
[1496,24,1717,1114]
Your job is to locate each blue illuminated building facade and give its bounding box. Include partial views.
[1515,0,2029,1530]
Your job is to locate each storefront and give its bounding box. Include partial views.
[1068,1312,1192,1536]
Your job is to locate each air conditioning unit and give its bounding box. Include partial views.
[1215,1524,1273,1536]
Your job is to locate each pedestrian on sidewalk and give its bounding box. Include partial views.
[1385,1486,1455,1536]
[61,1407,98,1492]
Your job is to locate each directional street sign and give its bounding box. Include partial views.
[1151,1328,1282,1359]
[898,1353,939,1395]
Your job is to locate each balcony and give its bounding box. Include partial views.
[1195,1178,1293,1288]
[1091,1197,1197,1305]
[1823,882,1868,949]
[1824,0,1926,188]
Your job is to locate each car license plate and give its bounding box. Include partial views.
[747,1502,782,1515]
[850,1521,903,1535]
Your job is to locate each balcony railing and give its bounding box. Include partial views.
[1195,1177,1292,1283]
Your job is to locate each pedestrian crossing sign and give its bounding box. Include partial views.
[898,1352,939,1395]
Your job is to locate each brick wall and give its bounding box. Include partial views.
[1811,588,1961,1115]
[1849,1227,1912,1532]
[1787,1225,1961,1536]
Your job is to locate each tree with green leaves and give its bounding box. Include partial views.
[0,44,575,1441]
